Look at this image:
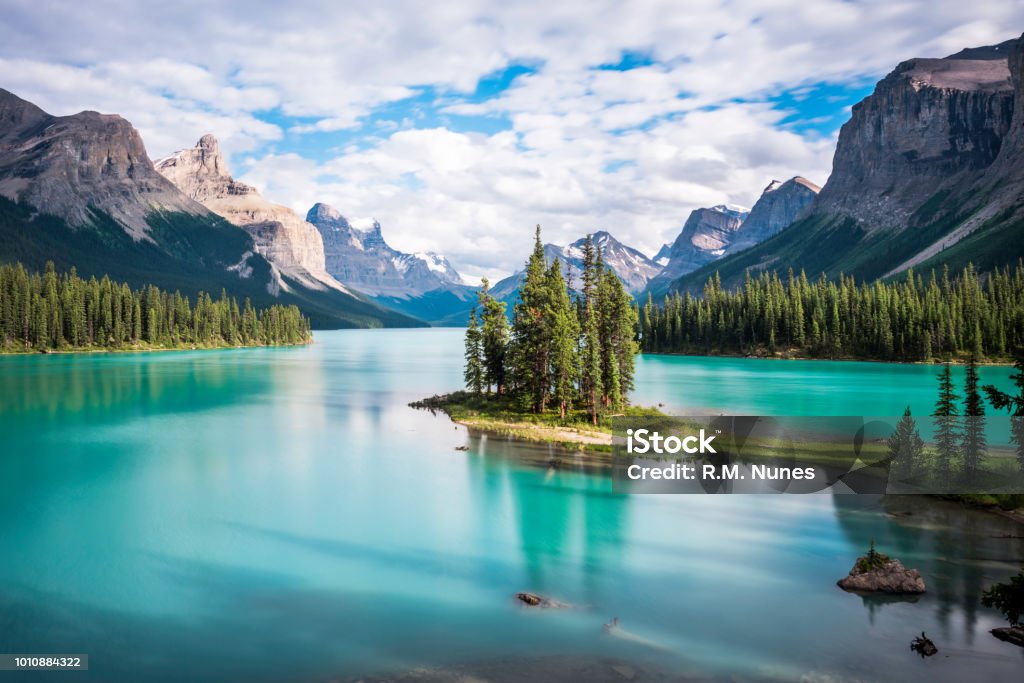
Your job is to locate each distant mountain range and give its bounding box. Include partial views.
[2,32,1022,327]
[665,34,1024,294]
[646,178,819,296]
[0,91,420,328]
[492,231,661,304]
[305,203,477,325]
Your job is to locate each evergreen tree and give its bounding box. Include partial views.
[509,225,554,411]
[983,347,1024,472]
[581,299,603,425]
[637,261,1024,362]
[547,259,580,419]
[0,261,310,352]
[962,354,987,481]
[933,362,960,486]
[463,308,484,394]
[476,277,508,395]
[887,406,925,480]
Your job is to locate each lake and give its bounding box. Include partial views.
[1,329,1022,681]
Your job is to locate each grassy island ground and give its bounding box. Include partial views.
[410,391,664,452]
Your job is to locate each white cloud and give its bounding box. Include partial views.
[1,0,1022,276]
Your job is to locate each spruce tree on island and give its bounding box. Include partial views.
[983,347,1024,472]
[464,308,484,394]
[933,362,960,486]
[887,406,925,481]
[962,354,987,481]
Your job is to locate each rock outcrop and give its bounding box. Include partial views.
[157,136,345,293]
[515,592,569,608]
[991,626,1024,648]
[730,177,820,252]
[911,632,938,657]
[837,557,926,594]
[814,49,1014,232]
[646,204,748,290]
[306,202,463,298]
[0,88,206,239]
[653,243,672,267]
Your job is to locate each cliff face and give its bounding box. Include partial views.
[980,36,1024,201]
[157,136,344,292]
[307,202,463,298]
[731,177,820,252]
[0,88,205,239]
[667,33,1024,293]
[814,51,1014,230]
[646,205,748,290]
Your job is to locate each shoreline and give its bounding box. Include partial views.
[641,350,1015,367]
[454,415,613,451]
[410,392,620,454]
[0,339,312,357]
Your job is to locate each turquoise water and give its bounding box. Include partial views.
[0,329,1022,681]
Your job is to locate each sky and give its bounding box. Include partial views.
[1,1,1022,280]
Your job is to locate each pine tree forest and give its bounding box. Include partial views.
[0,261,311,352]
[639,262,1024,361]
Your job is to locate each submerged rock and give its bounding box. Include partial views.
[837,557,926,594]
[515,592,569,608]
[992,626,1024,648]
[911,632,938,657]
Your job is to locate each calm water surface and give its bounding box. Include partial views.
[0,329,1021,681]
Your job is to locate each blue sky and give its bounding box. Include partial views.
[0,0,1020,278]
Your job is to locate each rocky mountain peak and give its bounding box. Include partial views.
[728,175,820,253]
[662,33,1024,293]
[197,133,220,152]
[362,220,386,249]
[306,202,349,227]
[945,39,1019,61]
[0,88,49,136]
[492,231,660,298]
[815,41,1016,231]
[653,243,672,267]
[155,134,236,199]
[157,136,342,292]
[0,89,205,239]
[306,209,465,298]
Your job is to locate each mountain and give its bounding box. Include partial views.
[668,34,1024,294]
[0,90,420,328]
[0,89,205,238]
[729,177,820,252]
[491,231,660,305]
[156,135,343,294]
[306,202,476,325]
[653,243,672,267]
[645,204,749,292]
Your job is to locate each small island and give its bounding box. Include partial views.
[411,391,663,452]
[413,229,663,454]
[837,540,926,594]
